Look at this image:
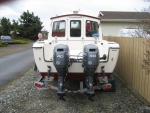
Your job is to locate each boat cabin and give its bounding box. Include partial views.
[49,11,103,41]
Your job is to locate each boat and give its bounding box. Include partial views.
[32,10,120,101]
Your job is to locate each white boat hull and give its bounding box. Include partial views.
[33,39,119,80]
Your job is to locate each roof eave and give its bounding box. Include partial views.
[101,19,140,22]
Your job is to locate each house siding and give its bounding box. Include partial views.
[101,22,139,36]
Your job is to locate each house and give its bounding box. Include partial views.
[99,11,150,37]
[41,30,49,39]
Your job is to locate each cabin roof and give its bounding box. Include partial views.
[50,14,101,20]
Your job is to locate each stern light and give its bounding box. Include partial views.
[47,85,51,89]
[34,82,44,88]
[102,83,112,90]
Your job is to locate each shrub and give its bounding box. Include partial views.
[12,40,28,44]
[0,42,8,47]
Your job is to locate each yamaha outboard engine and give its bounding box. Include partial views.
[83,44,99,101]
[53,44,69,100]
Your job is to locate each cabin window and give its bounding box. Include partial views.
[86,20,99,37]
[52,20,65,37]
[70,20,81,37]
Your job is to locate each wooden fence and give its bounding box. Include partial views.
[103,37,150,104]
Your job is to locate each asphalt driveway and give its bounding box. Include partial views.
[0,43,34,87]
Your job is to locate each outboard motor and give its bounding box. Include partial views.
[53,44,69,100]
[83,44,99,101]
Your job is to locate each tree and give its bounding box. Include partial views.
[135,7,150,38]
[141,7,150,74]
[11,19,19,38]
[142,38,150,74]
[18,10,43,40]
[137,7,150,38]
[0,17,11,35]
[126,7,150,38]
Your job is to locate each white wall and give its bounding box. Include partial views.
[101,22,138,36]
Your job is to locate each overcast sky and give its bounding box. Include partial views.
[0,0,150,30]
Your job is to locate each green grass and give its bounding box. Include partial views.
[12,39,28,44]
[0,42,8,47]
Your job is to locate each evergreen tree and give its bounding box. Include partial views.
[18,10,43,40]
[11,19,19,38]
[0,17,11,35]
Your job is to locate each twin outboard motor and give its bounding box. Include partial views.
[53,44,69,99]
[53,44,99,100]
[83,44,99,100]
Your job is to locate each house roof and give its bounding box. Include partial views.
[100,11,150,20]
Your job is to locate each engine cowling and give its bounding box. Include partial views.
[53,44,69,69]
[83,44,99,69]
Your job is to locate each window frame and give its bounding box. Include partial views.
[85,20,99,37]
[70,20,81,37]
[52,20,66,37]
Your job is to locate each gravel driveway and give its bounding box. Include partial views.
[0,68,149,113]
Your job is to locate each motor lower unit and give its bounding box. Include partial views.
[83,44,99,100]
[53,44,70,99]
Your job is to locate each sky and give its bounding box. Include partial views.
[0,0,150,31]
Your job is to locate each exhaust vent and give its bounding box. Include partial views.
[89,49,96,52]
[57,49,64,51]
